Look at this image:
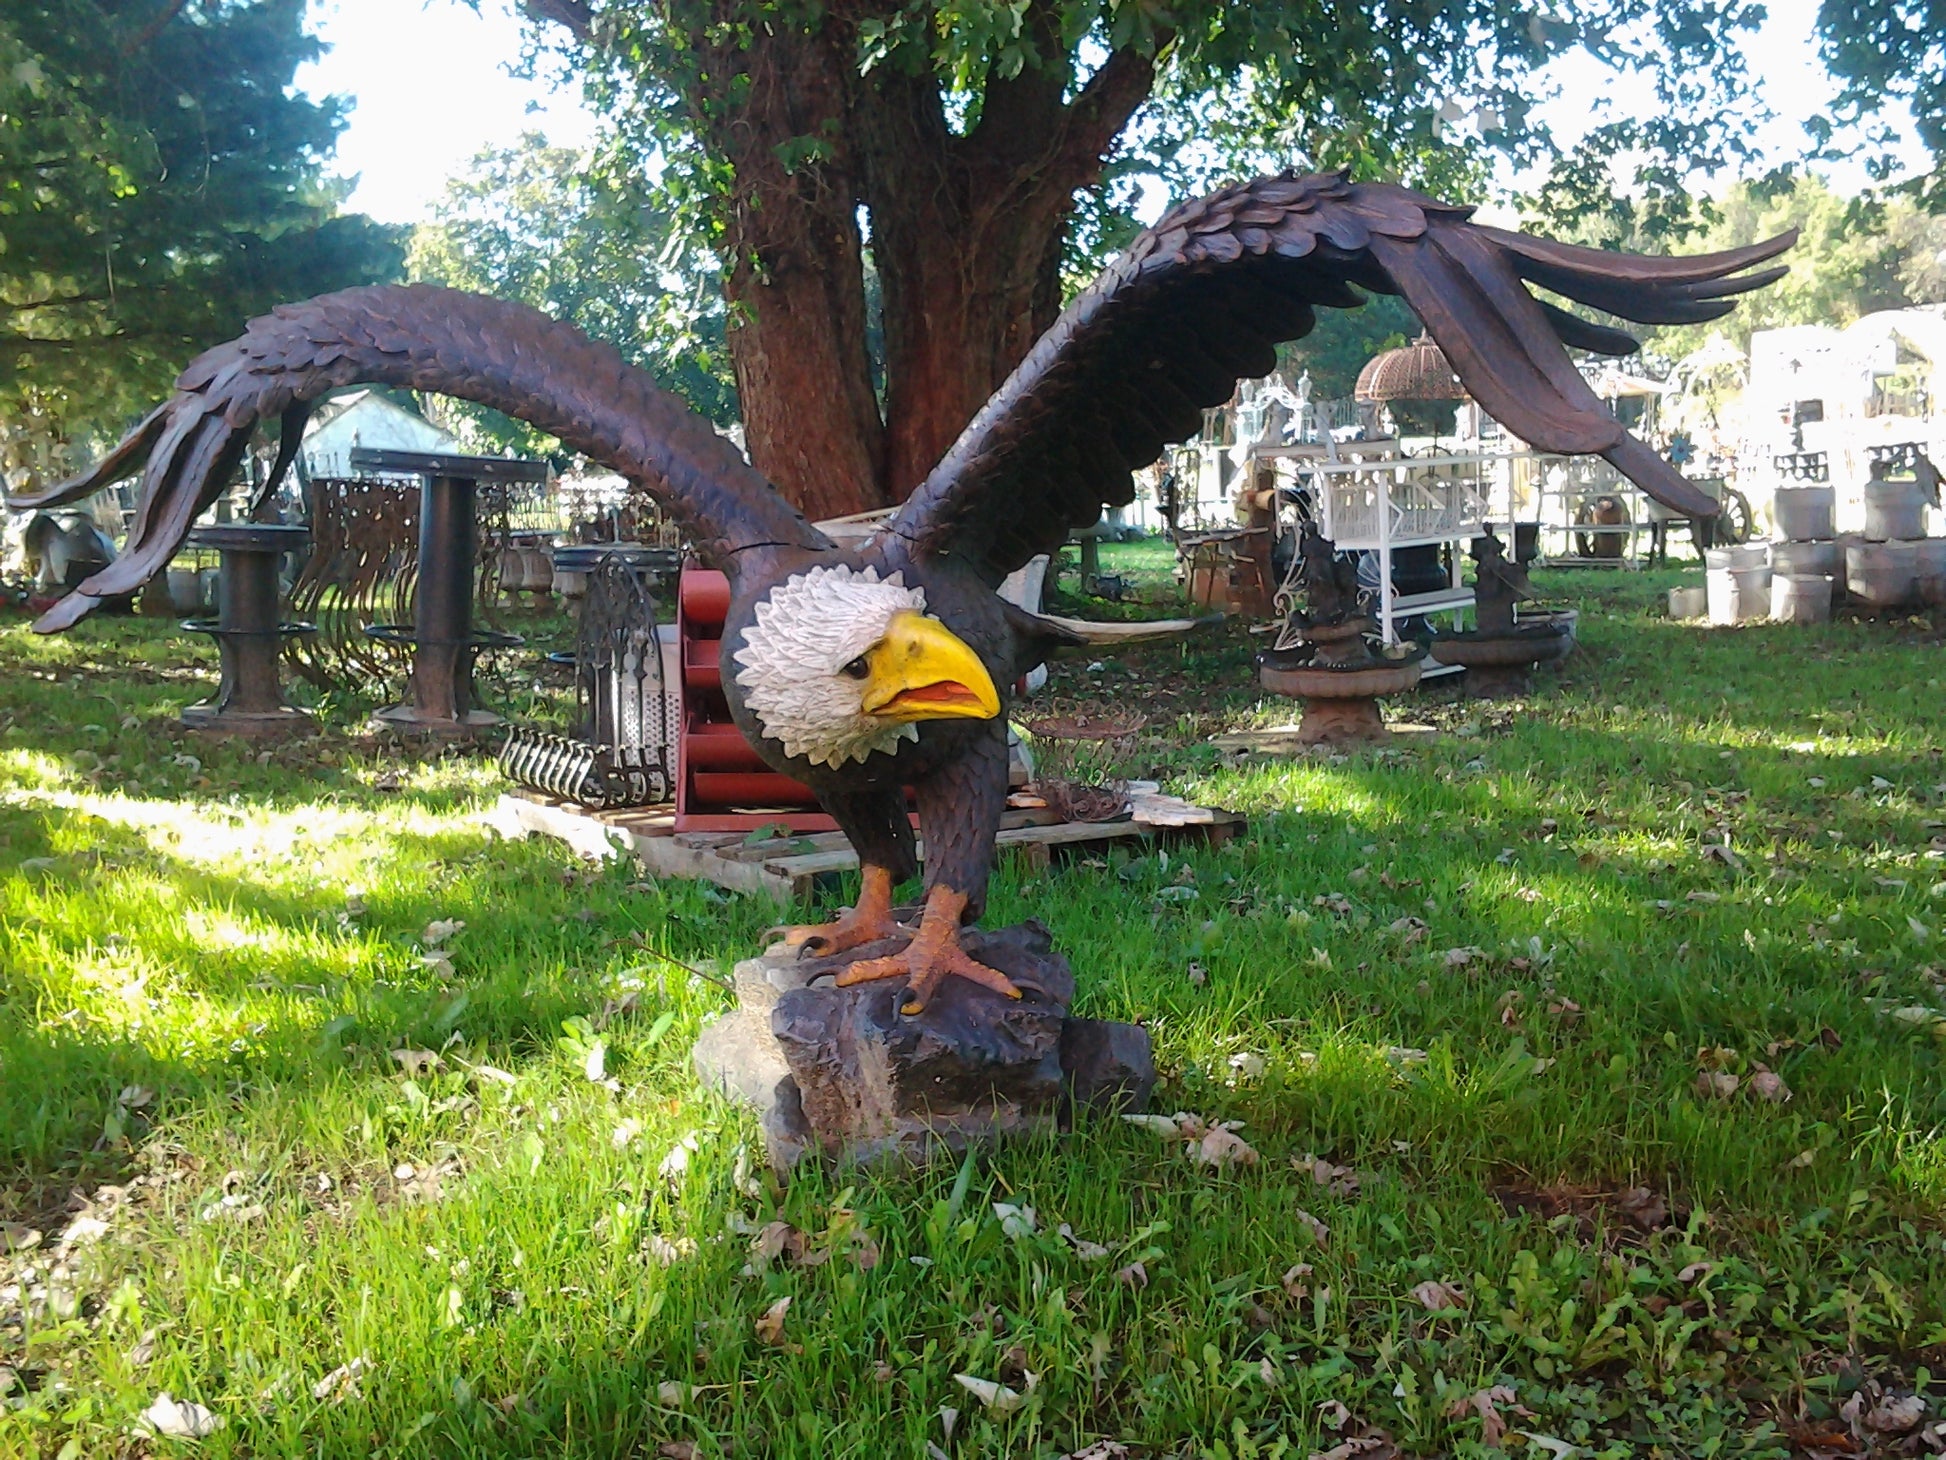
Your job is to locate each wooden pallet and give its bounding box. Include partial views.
[491,784,1244,905]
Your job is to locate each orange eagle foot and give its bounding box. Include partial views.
[768,865,909,957]
[831,885,1021,1015]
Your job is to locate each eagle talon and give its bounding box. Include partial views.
[830,885,1021,1014]
[768,865,907,958]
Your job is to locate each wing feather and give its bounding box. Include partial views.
[9,284,828,631]
[885,172,1791,584]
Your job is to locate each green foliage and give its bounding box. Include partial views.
[1818,0,1946,206]
[1278,293,1422,401]
[531,0,1770,300]
[0,1,405,482]
[407,132,737,459]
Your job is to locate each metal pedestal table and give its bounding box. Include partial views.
[179,523,316,737]
[352,448,543,735]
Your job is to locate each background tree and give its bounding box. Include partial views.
[513,0,1769,519]
[1523,173,1946,365]
[409,131,737,461]
[0,0,403,487]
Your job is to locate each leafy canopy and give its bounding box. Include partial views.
[0,0,403,483]
[408,131,736,460]
[529,0,1772,283]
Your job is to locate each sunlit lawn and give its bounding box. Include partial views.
[2,554,1945,1458]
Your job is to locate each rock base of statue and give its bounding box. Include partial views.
[692,919,1156,1172]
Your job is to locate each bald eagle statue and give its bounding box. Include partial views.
[10,173,1791,1014]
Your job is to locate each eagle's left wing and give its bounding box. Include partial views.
[9,285,831,631]
[881,172,1792,587]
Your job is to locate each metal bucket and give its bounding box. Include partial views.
[1914,538,1946,607]
[1771,539,1841,579]
[1773,485,1835,541]
[1668,585,1707,619]
[1846,539,1917,606]
[1708,566,1771,625]
[1770,573,1833,624]
[1863,481,1928,542]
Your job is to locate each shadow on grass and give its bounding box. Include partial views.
[0,790,771,1183]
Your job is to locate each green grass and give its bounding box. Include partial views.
[2,570,1945,1458]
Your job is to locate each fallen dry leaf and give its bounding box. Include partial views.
[1194,1125,1259,1168]
[1389,916,1428,946]
[1298,1154,1359,1198]
[1282,1262,1314,1299]
[644,1233,696,1266]
[1445,1384,1532,1446]
[748,1221,804,1270]
[1411,1279,1467,1312]
[312,1355,371,1403]
[0,1223,41,1253]
[141,1392,223,1438]
[1695,1070,1740,1100]
[1116,1260,1148,1288]
[657,1443,697,1460]
[1228,1051,1266,1079]
[1748,1070,1792,1103]
[1058,1223,1109,1261]
[1295,1208,1330,1246]
[1060,1444,1130,1460]
[423,918,466,946]
[954,1373,1024,1415]
[1864,1393,1927,1433]
[753,1295,791,1346]
[993,1202,1037,1239]
[1616,1187,1669,1230]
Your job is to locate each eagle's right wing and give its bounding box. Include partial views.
[882,173,1792,587]
[10,284,831,631]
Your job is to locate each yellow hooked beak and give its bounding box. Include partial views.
[858,610,1001,723]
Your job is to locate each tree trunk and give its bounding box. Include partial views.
[703,17,888,522]
[857,39,1159,499]
[522,2,1158,522]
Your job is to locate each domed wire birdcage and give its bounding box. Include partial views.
[1354,334,1466,403]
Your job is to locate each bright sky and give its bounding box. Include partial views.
[296,0,1927,228]
[297,0,597,224]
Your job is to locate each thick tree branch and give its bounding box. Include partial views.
[517,0,594,42]
[1054,43,1163,187]
[121,0,188,57]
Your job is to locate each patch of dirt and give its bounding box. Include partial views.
[1492,1180,1683,1243]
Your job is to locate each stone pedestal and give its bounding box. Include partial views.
[692,921,1155,1173]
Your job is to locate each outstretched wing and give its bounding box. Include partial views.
[883,172,1792,586]
[9,284,830,631]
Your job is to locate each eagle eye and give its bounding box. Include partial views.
[841,655,871,680]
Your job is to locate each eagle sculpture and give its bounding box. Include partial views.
[10,173,1791,1014]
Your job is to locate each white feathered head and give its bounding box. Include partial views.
[731,564,1001,768]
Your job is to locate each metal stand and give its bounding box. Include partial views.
[180,524,316,737]
[182,521,319,735]
[353,449,542,735]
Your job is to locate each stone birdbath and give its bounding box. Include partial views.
[1258,524,1423,744]
[1426,531,1573,697]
